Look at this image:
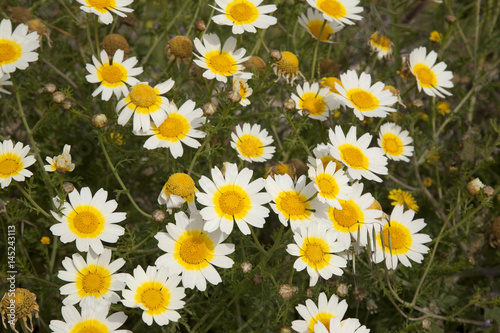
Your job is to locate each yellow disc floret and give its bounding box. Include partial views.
[164,173,196,199]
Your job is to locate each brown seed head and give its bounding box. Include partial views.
[119,12,137,26]
[100,34,130,59]
[252,274,263,285]
[168,36,193,60]
[1,288,39,331]
[320,58,339,75]
[243,56,266,75]
[8,7,32,24]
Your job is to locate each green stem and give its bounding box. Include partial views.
[49,235,59,277]
[13,183,51,219]
[257,29,269,53]
[94,15,100,55]
[250,227,267,256]
[285,111,312,156]
[310,20,327,81]
[86,14,96,56]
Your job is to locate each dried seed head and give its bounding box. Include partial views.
[320,58,339,75]
[306,288,314,298]
[269,49,282,62]
[366,298,378,314]
[202,103,217,116]
[278,284,294,300]
[92,114,108,129]
[228,90,241,103]
[283,98,296,111]
[288,158,307,178]
[62,182,75,193]
[168,36,193,60]
[243,56,266,75]
[354,286,365,301]
[337,283,349,297]
[100,34,130,59]
[0,288,39,333]
[27,19,51,47]
[252,274,263,285]
[241,261,253,273]
[152,209,166,223]
[61,100,72,110]
[52,91,66,104]
[8,7,32,24]
[44,83,57,93]
[466,178,485,195]
[195,19,206,32]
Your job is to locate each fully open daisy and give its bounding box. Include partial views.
[335,70,397,120]
[232,75,253,106]
[44,144,75,173]
[116,79,174,133]
[212,0,278,34]
[0,73,13,96]
[373,205,431,270]
[388,189,419,212]
[329,126,388,182]
[409,46,453,98]
[326,182,382,247]
[369,32,393,59]
[85,49,142,101]
[140,100,206,159]
[49,297,131,333]
[196,163,270,235]
[378,122,414,162]
[287,223,347,286]
[265,174,329,232]
[158,173,197,213]
[50,187,126,254]
[0,140,36,188]
[298,8,344,42]
[121,265,185,326]
[0,19,39,77]
[306,143,343,172]
[291,82,340,120]
[315,318,370,333]
[230,123,275,162]
[291,292,348,333]
[58,248,125,305]
[308,158,351,209]
[76,0,134,25]
[193,34,252,83]
[155,211,235,291]
[307,0,363,25]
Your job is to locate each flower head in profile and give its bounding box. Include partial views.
[429,31,442,43]
[193,34,252,83]
[369,32,393,59]
[211,0,278,34]
[308,158,351,209]
[0,140,36,188]
[116,79,174,133]
[436,101,451,115]
[50,187,126,254]
[121,265,185,326]
[155,211,235,291]
[0,73,13,96]
[196,163,271,235]
[45,144,75,173]
[49,297,131,333]
[76,0,134,25]
[377,123,414,162]
[298,8,344,42]
[409,46,453,98]
[85,49,142,101]
[272,51,305,85]
[307,0,363,25]
[292,81,341,120]
[57,248,125,305]
[373,205,431,270]
[0,19,39,77]
[232,75,253,106]
[231,123,275,162]
[158,173,197,213]
[388,189,419,212]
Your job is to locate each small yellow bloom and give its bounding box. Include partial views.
[110,132,124,146]
[423,177,432,187]
[429,31,442,43]
[417,111,429,122]
[437,101,451,115]
[40,236,50,245]
[388,189,419,212]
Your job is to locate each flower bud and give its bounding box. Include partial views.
[52,91,66,104]
[44,83,57,93]
[40,236,50,245]
[466,178,485,195]
[269,49,282,62]
[62,182,75,194]
[422,319,432,330]
[366,298,378,314]
[195,19,206,32]
[92,114,108,129]
[278,284,294,300]
[241,261,252,273]
[228,90,241,103]
[306,288,314,298]
[280,326,293,333]
[446,15,457,24]
[61,100,72,110]
[337,283,349,297]
[202,103,217,116]
[152,209,166,223]
[482,186,494,197]
[283,98,295,111]
[252,274,263,285]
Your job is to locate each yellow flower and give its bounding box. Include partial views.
[40,236,50,244]
[429,31,442,43]
[423,177,432,187]
[388,189,419,212]
[437,101,451,115]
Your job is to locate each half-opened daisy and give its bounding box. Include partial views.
[121,265,185,326]
[0,73,13,96]
[232,75,253,106]
[76,0,134,25]
[230,123,275,162]
[196,163,270,235]
[306,142,343,172]
[329,125,388,182]
[0,139,36,188]
[86,49,142,101]
[335,70,397,120]
[308,158,351,209]
[315,318,370,333]
[369,32,393,59]
[212,0,278,34]
[116,79,174,133]
[0,19,39,77]
[409,46,453,98]
[50,187,126,254]
[45,144,75,173]
[58,248,125,305]
[378,122,414,162]
[373,204,431,270]
[298,8,344,42]
[155,211,235,291]
[193,34,252,83]
[158,173,197,213]
[307,0,363,25]
[291,81,340,121]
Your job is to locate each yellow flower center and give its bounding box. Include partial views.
[86,0,115,13]
[69,319,109,333]
[174,230,214,269]
[276,191,311,220]
[164,173,195,198]
[338,144,369,169]
[413,64,437,88]
[388,189,419,212]
[276,51,299,75]
[378,222,412,254]
[237,134,264,158]
[370,33,392,51]
[300,92,326,116]
[226,0,259,24]
[306,20,334,41]
[129,84,157,108]
[329,200,364,231]
[317,0,347,18]
[0,39,22,64]
[382,133,404,156]
[308,313,335,333]
[76,265,111,297]
[0,153,22,178]
[321,77,342,94]
[315,174,340,198]
[214,185,250,219]
[135,281,171,315]
[346,88,379,111]
[320,156,343,171]
[156,113,189,142]
[205,50,238,76]
[99,64,124,86]
[68,205,105,238]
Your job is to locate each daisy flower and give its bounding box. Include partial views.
[326,182,382,247]
[306,143,343,172]
[140,100,206,159]
[335,70,397,120]
[308,158,351,209]
[230,123,275,162]
[329,126,388,182]
[378,122,414,162]
[116,79,174,133]
[0,140,36,188]
[291,292,348,333]
[57,248,125,305]
[291,81,340,120]
[287,223,347,286]
[85,49,142,101]
[0,19,39,77]
[369,32,393,59]
[307,0,363,25]
[155,211,235,291]
[158,173,197,213]
[232,75,253,106]
[321,76,343,95]
[193,34,252,83]
[373,205,431,270]
[49,297,131,333]
[0,73,13,96]
[272,51,305,85]
[315,318,371,333]
[388,189,419,212]
[50,187,126,254]
[44,144,75,173]
[265,174,329,232]
[76,0,134,25]
[298,8,344,42]
[196,163,271,235]
[409,46,453,98]
[211,0,278,34]
[121,265,185,326]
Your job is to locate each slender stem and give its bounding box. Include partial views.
[94,15,100,56]
[285,111,312,156]
[14,183,51,219]
[310,21,327,81]
[250,227,267,256]
[257,29,269,53]
[85,14,96,56]
[49,235,59,277]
